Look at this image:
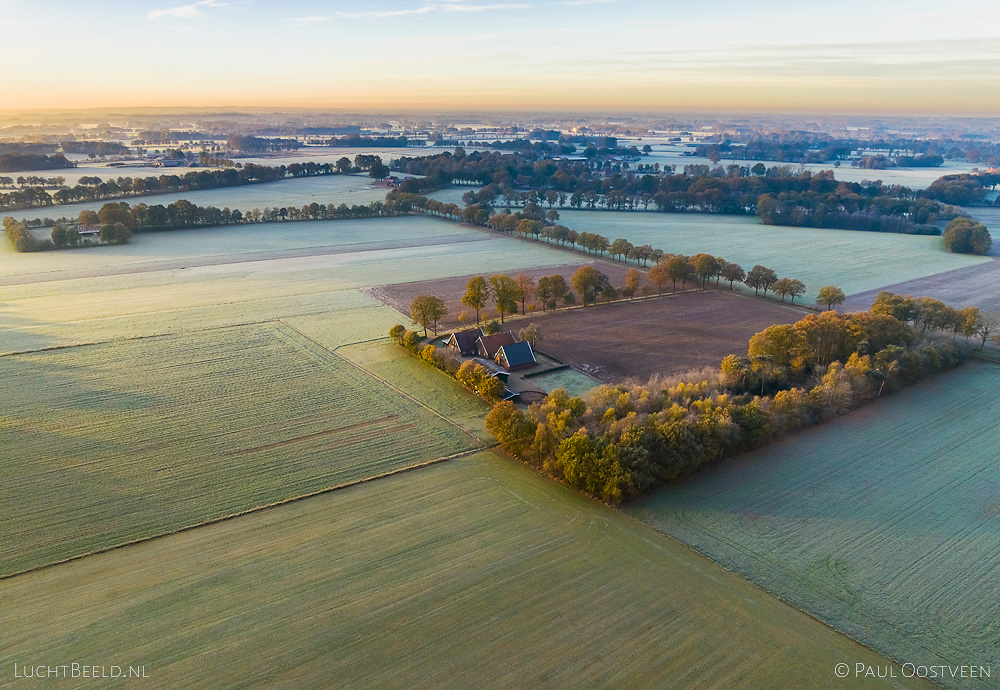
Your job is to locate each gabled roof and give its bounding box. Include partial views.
[476,331,516,359]
[447,327,483,354]
[496,341,536,369]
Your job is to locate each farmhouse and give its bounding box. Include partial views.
[76,224,100,237]
[475,331,516,359]
[446,327,483,356]
[495,341,536,371]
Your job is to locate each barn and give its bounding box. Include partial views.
[475,331,516,359]
[495,341,536,371]
[446,327,484,356]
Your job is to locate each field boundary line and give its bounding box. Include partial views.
[279,320,488,445]
[0,446,493,583]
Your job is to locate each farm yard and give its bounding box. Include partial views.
[524,366,602,398]
[552,210,990,303]
[527,290,807,382]
[626,362,1000,689]
[0,322,479,576]
[0,452,925,690]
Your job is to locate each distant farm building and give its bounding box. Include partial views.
[76,225,100,237]
[446,327,484,356]
[151,157,187,168]
[475,332,517,359]
[495,341,536,371]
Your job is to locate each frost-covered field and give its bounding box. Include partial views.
[628,362,1000,689]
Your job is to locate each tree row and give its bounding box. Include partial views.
[486,301,981,504]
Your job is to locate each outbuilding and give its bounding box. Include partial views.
[472,357,510,383]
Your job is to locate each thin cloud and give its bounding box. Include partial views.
[440,3,530,10]
[337,6,435,19]
[561,0,621,5]
[147,0,233,20]
[287,2,529,23]
[284,14,336,26]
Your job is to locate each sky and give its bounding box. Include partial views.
[2,0,1000,114]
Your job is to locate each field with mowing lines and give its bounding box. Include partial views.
[555,210,989,303]
[841,259,1000,314]
[6,173,389,223]
[1,219,583,353]
[283,302,408,349]
[626,362,1000,689]
[336,340,491,439]
[0,322,479,576]
[0,452,926,689]
[0,216,476,280]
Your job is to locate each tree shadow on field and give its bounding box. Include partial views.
[0,299,63,354]
[0,333,167,576]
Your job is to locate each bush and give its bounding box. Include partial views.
[402,330,421,353]
[942,216,992,255]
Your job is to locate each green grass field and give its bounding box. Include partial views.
[1,218,580,353]
[1,216,493,280]
[555,210,988,302]
[0,322,479,576]
[335,339,492,440]
[626,362,1000,689]
[0,452,925,689]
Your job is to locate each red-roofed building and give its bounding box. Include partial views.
[475,331,516,359]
